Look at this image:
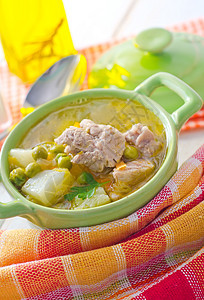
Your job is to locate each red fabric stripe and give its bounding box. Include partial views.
[185,252,204,294]
[15,257,70,298]
[38,228,83,260]
[142,269,197,300]
[136,185,173,232]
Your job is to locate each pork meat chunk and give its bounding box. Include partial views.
[54,119,126,172]
[109,159,155,200]
[55,127,95,154]
[124,123,161,156]
[113,159,155,183]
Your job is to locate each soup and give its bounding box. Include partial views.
[8,98,166,210]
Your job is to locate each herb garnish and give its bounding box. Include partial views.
[64,172,108,201]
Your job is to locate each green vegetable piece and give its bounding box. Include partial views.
[123,145,138,159]
[72,187,111,209]
[22,168,74,207]
[82,172,97,184]
[49,144,65,155]
[84,187,96,198]
[58,156,72,170]
[64,172,108,201]
[77,172,89,185]
[25,162,42,177]
[9,167,26,187]
[55,153,67,162]
[32,146,48,160]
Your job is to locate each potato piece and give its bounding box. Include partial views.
[9,149,35,168]
[22,168,74,206]
[71,187,111,209]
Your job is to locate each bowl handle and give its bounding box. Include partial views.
[134,72,203,131]
[0,171,32,219]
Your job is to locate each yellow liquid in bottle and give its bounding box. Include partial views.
[0,0,82,83]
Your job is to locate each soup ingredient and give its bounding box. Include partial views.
[77,172,89,185]
[32,145,48,160]
[55,153,67,161]
[74,122,80,128]
[110,159,155,200]
[71,187,111,209]
[64,172,108,201]
[123,145,139,159]
[9,167,27,187]
[124,123,160,156]
[113,159,154,183]
[116,161,127,170]
[22,168,74,206]
[37,158,57,170]
[9,149,35,168]
[55,119,126,172]
[13,99,166,209]
[25,162,42,178]
[49,144,65,155]
[57,156,72,170]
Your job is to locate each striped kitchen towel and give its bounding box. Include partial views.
[0,143,203,299]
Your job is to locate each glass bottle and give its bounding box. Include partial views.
[0,0,80,83]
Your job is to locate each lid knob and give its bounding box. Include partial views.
[134,28,173,53]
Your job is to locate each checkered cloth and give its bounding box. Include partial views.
[0,19,204,300]
[0,19,204,135]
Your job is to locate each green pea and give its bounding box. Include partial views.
[123,145,138,159]
[58,156,72,170]
[49,144,65,155]
[77,172,88,185]
[25,162,42,177]
[9,167,26,187]
[32,146,48,160]
[55,153,67,162]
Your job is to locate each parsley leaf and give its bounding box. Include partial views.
[64,172,108,201]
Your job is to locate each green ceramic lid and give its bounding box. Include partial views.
[88,28,204,113]
[134,28,173,53]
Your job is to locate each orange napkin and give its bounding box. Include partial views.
[0,143,204,299]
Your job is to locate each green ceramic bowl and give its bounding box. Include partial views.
[0,72,202,229]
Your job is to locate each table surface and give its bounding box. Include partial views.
[0,0,204,230]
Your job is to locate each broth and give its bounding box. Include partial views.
[9,98,166,209]
[20,98,165,148]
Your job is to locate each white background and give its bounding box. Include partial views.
[63,0,204,49]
